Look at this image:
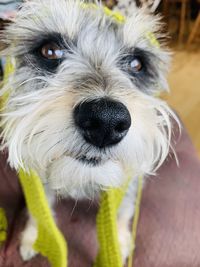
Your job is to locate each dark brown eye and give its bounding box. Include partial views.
[41,43,64,60]
[130,58,142,72]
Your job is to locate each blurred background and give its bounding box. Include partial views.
[0,0,200,155]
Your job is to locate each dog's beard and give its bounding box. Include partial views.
[1,83,177,199]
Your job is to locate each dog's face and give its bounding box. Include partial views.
[1,0,175,198]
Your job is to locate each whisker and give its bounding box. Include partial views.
[24,130,45,141]
[44,133,72,155]
[70,196,79,218]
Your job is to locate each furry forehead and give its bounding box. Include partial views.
[3,0,167,56]
[1,0,170,95]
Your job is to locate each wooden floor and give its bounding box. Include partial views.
[162,48,200,156]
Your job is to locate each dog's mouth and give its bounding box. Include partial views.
[75,155,102,166]
[63,151,104,166]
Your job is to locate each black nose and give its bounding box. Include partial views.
[73,98,131,148]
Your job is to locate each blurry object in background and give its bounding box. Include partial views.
[162,0,190,43]
[0,0,22,79]
[113,0,161,16]
[163,50,200,155]
[191,0,199,19]
[0,0,22,20]
[187,0,200,45]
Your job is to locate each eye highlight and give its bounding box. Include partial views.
[129,57,143,73]
[119,52,144,77]
[41,42,64,60]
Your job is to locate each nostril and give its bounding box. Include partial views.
[115,121,130,133]
[82,120,100,131]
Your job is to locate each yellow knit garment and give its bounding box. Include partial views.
[0,208,7,246]
[94,175,143,267]
[19,169,67,267]
[94,181,129,267]
[18,168,142,267]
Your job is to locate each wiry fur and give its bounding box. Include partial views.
[0,0,179,263]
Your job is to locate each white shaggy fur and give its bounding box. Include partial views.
[0,0,179,263]
[20,215,38,261]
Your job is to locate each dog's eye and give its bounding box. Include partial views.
[41,43,64,60]
[120,55,143,76]
[129,57,143,73]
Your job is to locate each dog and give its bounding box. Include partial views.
[0,0,178,264]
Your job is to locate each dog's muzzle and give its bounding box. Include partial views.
[73,98,131,148]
